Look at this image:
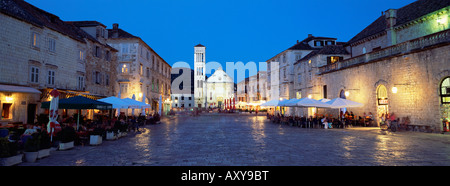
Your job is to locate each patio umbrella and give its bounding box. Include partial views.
[294,97,331,108]
[260,99,281,106]
[41,96,113,110]
[318,98,331,103]
[47,88,61,142]
[98,96,128,109]
[98,96,128,118]
[42,96,112,130]
[281,98,301,107]
[325,98,363,108]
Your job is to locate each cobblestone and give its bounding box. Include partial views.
[19,114,450,166]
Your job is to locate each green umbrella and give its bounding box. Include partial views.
[41,96,112,130]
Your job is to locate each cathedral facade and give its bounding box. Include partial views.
[193,44,235,109]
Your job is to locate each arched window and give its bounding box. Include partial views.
[441,77,450,104]
[339,89,346,99]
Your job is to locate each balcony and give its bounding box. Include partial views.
[319,29,450,74]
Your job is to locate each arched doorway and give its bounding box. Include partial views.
[440,77,450,129]
[376,85,389,126]
[339,89,346,99]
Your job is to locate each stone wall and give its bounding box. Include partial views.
[318,44,450,130]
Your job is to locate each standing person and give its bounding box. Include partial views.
[379,113,386,126]
[131,116,139,132]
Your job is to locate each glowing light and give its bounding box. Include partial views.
[308,94,312,99]
[345,91,350,97]
[392,87,398,94]
[5,96,13,102]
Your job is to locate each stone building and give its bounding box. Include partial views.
[293,45,350,117]
[107,24,172,115]
[305,0,450,131]
[236,71,268,110]
[266,35,342,102]
[237,77,249,104]
[193,44,207,108]
[66,21,118,98]
[205,67,235,109]
[0,0,92,124]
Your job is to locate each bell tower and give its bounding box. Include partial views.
[194,44,206,108]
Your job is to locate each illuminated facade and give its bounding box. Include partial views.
[108,24,172,114]
[295,0,450,131]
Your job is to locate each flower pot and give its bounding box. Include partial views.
[0,154,23,166]
[37,148,51,159]
[59,141,74,150]
[24,151,38,162]
[106,132,116,140]
[89,135,102,145]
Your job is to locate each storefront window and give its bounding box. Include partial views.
[441,77,450,104]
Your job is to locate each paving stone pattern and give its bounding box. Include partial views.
[19,114,450,166]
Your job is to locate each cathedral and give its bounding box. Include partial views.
[194,44,235,109]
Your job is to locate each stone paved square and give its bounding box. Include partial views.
[19,114,450,166]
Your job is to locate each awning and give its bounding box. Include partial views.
[0,84,41,94]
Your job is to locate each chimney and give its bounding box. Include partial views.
[385,9,397,46]
[384,9,397,28]
[113,23,119,30]
[297,40,299,44]
[308,34,313,38]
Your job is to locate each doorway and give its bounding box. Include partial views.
[27,104,37,124]
[376,85,389,127]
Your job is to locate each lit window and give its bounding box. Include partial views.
[79,50,85,61]
[121,64,129,74]
[31,32,39,48]
[441,77,450,104]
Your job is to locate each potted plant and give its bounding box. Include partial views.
[23,133,40,162]
[89,127,103,145]
[106,128,116,140]
[57,126,76,150]
[37,131,52,159]
[0,137,22,166]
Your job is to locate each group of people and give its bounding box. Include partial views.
[267,113,352,129]
[267,110,392,129]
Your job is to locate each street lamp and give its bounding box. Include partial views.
[392,87,398,94]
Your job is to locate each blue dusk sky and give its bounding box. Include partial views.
[25,0,414,81]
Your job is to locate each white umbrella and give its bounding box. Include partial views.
[260,99,281,106]
[325,98,363,108]
[277,99,296,107]
[294,97,331,108]
[98,96,128,109]
[47,88,60,142]
[318,98,331,103]
[281,98,301,107]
